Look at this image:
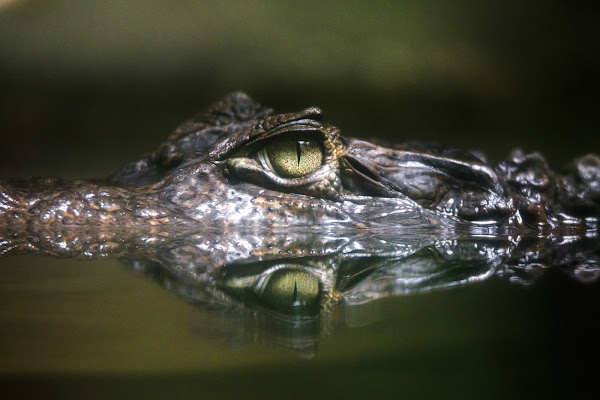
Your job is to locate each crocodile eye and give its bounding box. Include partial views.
[222,267,322,315]
[258,135,323,178]
[256,269,321,314]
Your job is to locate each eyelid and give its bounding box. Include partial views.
[245,124,325,149]
[257,147,275,172]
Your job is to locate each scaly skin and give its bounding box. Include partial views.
[1,94,599,354]
[1,92,599,259]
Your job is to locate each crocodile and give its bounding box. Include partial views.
[1,92,599,242]
[1,92,599,354]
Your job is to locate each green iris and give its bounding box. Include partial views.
[263,135,323,178]
[222,267,322,315]
[256,269,321,314]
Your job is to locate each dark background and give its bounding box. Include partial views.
[1,0,598,180]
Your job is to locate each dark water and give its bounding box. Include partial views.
[1,244,599,399]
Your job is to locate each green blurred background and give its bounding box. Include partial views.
[1,0,598,179]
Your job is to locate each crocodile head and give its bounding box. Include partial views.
[106,92,598,231]
[0,93,598,354]
[1,92,598,233]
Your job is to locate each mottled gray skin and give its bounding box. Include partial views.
[1,94,599,354]
[0,92,599,258]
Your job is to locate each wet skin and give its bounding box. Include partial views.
[1,92,599,239]
[0,93,599,353]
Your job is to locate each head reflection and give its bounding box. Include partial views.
[118,230,598,357]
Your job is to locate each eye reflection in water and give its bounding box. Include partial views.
[107,230,600,356]
[221,266,323,316]
[1,227,599,357]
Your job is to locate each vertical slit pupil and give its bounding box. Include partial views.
[292,280,299,306]
[296,139,302,167]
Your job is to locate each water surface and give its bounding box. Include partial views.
[1,247,598,399]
